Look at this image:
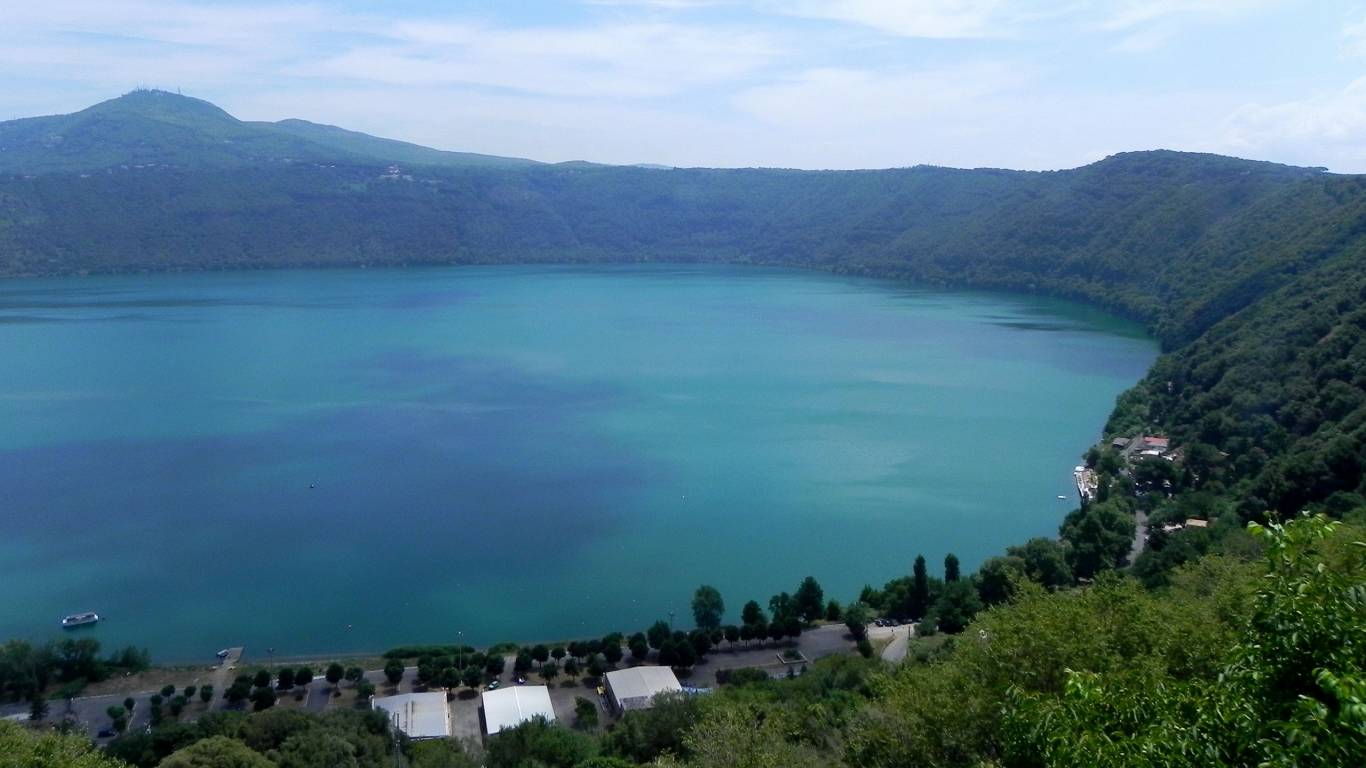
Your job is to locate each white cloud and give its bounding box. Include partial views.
[301,21,781,98]
[1099,0,1279,31]
[765,0,1013,38]
[1344,12,1366,58]
[1216,76,1366,169]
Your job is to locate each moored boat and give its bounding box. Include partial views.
[61,612,100,628]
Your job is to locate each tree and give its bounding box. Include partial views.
[944,553,961,582]
[439,666,461,691]
[383,659,404,686]
[461,666,481,690]
[1007,538,1073,589]
[105,704,126,731]
[344,666,363,685]
[628,633,649,661]
[199,685,214,704]
[123,696,135,713]
[586,655,606,679]
[251,670,270,689]
[1002,516,1366,768]
[484,717,595,768]
[249,686,276,711]
[741,600,766,627]
[225,679,251,706]
[355,680,375,700]
[723,625,741,646]
[844,601,871,638]
[324,662,344,689]
[514,650,533,675]
[911,555,931,619]
[485,655,506,676]
[1061,503,1135,579]
[601,634,624,665]
[681,701,825,768]
[169,695,186,717]
[0,720,127,768]
[691,585,725,629]
[825,600,842,622]
[574,696,599,730]
[551,646,566,661]
[294,666,313,687]
[689,630,712,659]
[976,555,1026,606]
[273,729,361,768]
[531,644,550,663]
[563,658,580,680]
[674,641,696,669]
[411,739,478,768]
[184,685,198,700]
[28,694,48,721]
[931,579,983,634]
[768,592,796,625]
[647,620,671,650]
[794,577,825,623]
[541,661,559,682]
[276,667,295,690]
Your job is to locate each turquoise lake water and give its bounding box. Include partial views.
[0,265,1157,661]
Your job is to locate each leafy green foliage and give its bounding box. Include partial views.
[1001,516,1365,768]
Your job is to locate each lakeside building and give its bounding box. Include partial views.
[1141,435,1170,453]
[604,666,682,712]
[482,685,556,736]
[371,691,451,741]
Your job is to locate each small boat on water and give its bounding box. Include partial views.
[61,612,100,628]
[216,649,230,659]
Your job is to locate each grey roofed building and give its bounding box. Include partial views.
[604,666,682,712]
[371,691,451,740]
[482,685,556,735]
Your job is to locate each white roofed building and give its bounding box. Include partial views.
[604,666,682,712]
[371,692,451,741]
[482,685,557,735]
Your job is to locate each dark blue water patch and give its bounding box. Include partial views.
[0,313,156,324]
[353,351,628,411]
[381,288,479,309]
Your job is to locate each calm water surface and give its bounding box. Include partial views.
[0,265,1157,660]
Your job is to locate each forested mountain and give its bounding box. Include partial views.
[0,89,537,174]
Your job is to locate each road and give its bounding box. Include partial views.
[207,647,243,712]
[1128,508,1149,565]
[872,624,911,662]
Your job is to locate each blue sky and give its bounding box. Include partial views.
[3,1,1365,171]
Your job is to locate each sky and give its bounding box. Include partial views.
[2,0,1365,171]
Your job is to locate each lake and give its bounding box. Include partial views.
[0,265,1157,661]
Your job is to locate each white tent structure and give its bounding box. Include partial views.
[482,685,556,735]
[604,666,682,712]
[371,692,451,740]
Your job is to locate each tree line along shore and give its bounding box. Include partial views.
[2,512,1363,767]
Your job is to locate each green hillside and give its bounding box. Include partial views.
[0,90,536,174]
[261,118,540,170]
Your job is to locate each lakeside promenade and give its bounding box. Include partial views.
[2,625,860,743]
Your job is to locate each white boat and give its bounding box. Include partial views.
[61,612,100,628]
[216,649,230,659]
